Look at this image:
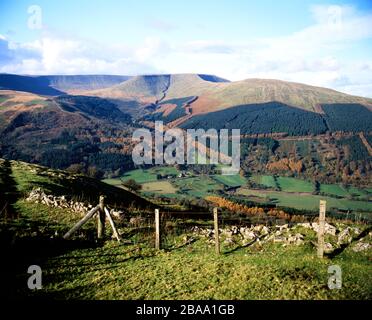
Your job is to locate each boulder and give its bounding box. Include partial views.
[311,222,337,236]
[261,226,270,235]
[338,227,353,245]
[129,216,146,227]
[224,237,234,245]
[243,230,257,240]
[287,233,305,245]
[324,242,333,253]
[278,224,288,231]
[231,226,240,235]
[253,225,263,232]
[325,223,337,236]
[352,242,370,252]
[273,236,286,243]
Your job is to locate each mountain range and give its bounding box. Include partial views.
[0,72,371,185]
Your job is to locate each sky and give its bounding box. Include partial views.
[0,0,372,97]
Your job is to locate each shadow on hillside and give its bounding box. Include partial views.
[326,226,372,259]
[223,234,267,255]
[0,160,21,219]
[0,234,100,300]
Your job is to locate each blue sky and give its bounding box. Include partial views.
[1,0,372,97]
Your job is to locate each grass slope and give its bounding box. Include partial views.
[11,224,372,300]
[0,158,153,209]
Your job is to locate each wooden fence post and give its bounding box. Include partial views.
[317,200,326,258]
[155,209,160,250]
[214,207,220,254]
[104,207,121,242]
[63,205,100,239]
[97,195,106,240]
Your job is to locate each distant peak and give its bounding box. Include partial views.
[197,74,230,83]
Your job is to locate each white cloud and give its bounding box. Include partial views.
[0,34,162,75]
[0,4,372,97]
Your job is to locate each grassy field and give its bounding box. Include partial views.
[320,184,349,197]
[28,240,372,300]
[249,175,278,188]
[0,159,153,215]
[347,186,369,199]
[212,174,247,187]
[142,181,177,194]
[103,167,372,213]
[277,177,314,193]
[172,176,224,198]
[103,167,179,186]
[237,188,372,213]
[5,202,371,300]
[1,159,372,300]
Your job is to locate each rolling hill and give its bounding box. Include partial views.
[0,90,134,173]
[1,73,372,186]
[83,74,372,131]
[0,158,153,210]
[88,74,372,114]
[0,74,131,96]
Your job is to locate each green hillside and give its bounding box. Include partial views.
[0,158,153,211]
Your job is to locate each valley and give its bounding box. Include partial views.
[0,72,371,300]
[104,166,372,216]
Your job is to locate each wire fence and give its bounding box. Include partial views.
[114,208,304,252]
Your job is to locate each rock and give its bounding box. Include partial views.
[111,210,123,218]
[183,235,195,243]
[26,188,95,215]
[242,238,252,246]
[311,222,319,232]
[222,230,233,237]
[231,226,239,235]
[273,236,286,243]
[338,227,353,245]
[278,224,288,231]
[129,216,145,227]
[324,242,333,253]
[253,225,263,232]
[261,226,270,235]
[206,228,214,237]
[287,233,304,245]
[243,230,257,240]
[352,242,370,252]
[224,237,234,245]
[298,222,311,229]
[311,222,337,236]
[325,223,337,236]
[240,227,247,234]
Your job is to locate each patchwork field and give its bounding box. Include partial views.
[236,188,372,213]
[172,176,224,198]
[103,168,372,213]
[249,175,278,188]
[212,174,247,188]
[320,184,349,197]
[142,181,177,194]
[276,177,314,193]
[103,167,180,185]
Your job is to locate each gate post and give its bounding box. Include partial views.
[317,200,326,258]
